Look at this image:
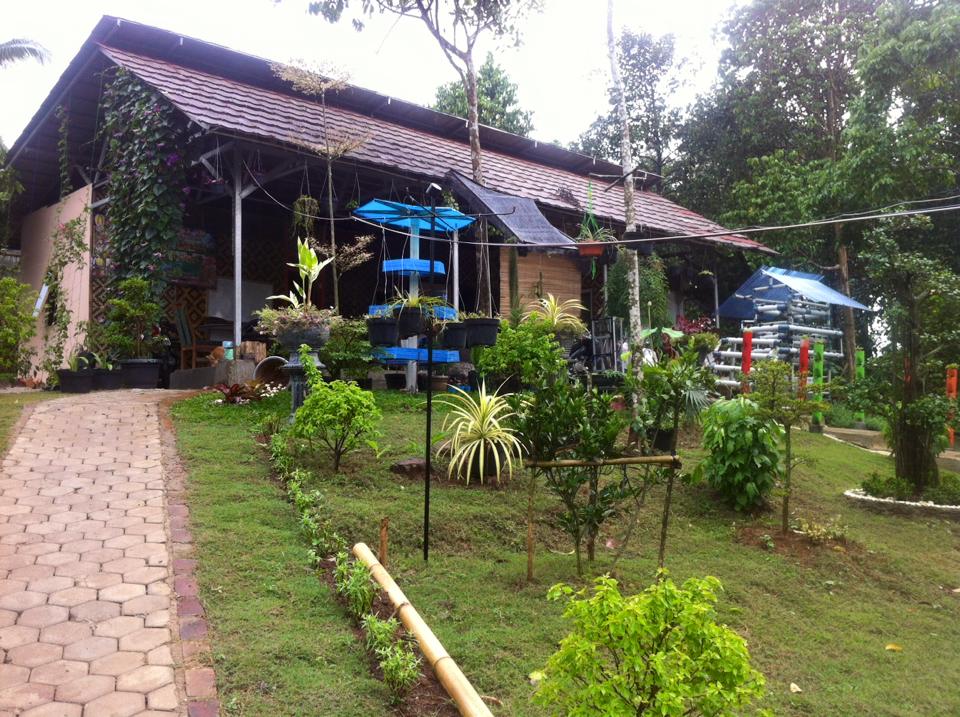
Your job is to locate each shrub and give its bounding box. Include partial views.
[0,277,36,382]
[317,318,381,381]
[475,318,565,387]
[294,345,381,471]
[104,277,162,359]
[361,614,399,657]
[379,642,421,705]
[861,471,913,501]
[825,403,857,428]
[696,398,782,511]
[925,473,960,506]
[333,552,377,621]
[534,574,766,716]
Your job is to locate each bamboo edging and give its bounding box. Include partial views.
[524,455,682,469]
[352,542,494,717]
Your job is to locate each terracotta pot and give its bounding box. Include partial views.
[578,241,605,257]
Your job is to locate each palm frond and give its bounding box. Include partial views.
[0,39,49,67]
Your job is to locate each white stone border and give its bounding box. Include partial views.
[844,488,960,520]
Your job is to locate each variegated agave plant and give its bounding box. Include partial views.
[438,383,525,485]
[524,293,587,335]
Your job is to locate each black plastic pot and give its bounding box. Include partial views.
[465,318,500,347]
[395,307,425,339]
[120,359,161,389]
[93,369,123,391]
[57,369,92,394]
[385,372,406,390]
[367,317,399,347]
[440,322,468,349]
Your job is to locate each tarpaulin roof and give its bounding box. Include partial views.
[719,266,869,320]
[353,199,475,233]
[446,170,575,249]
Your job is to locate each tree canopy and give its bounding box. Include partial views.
[431,52,533,136]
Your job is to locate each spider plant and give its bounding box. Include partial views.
[524,293,587,335]
[386,292,450,310]
[438,383,525,485]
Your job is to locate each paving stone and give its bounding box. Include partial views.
[29,660,88,686]
[39,621,91,646]
[54,674,115,704]
[116,666,173,694]
[89,652,145,677]
[0,625,40,649]
[184,668,215,699]
[120,596,168,618]
[70,601,121,623]
[63,636,117,662]
[117,629,169,653]
[99,585,146,604]
[82,690,144,717]
[75,573,122,591]
[124,569,166,587]
[0,682,55,711]
[143,611,168,629]
[0,591,47,611]
[20,700,82,716]
[7,642,62,668]
[93,617,143,639]
[18,605,70,629]
[145,683,177,711]
[27,577,75,595]
[0,664,29,689]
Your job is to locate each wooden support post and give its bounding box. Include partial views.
[378,518,389,567]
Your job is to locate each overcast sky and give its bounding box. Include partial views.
[1,0,745,148]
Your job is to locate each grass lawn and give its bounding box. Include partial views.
[0,391,56,454]
[172,390,960,717]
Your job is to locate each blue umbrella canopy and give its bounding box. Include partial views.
[353,199,475,233]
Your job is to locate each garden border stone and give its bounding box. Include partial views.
[843,488,960,521]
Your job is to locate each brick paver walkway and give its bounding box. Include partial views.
[0,391,188,717]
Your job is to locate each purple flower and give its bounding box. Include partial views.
[165,153,180,167]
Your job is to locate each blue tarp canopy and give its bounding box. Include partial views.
[353,199,476,233]
[719,266,869,320]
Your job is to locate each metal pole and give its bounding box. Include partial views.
[452,229,459,313]
[424,199,437,563]
[232,149,243,350]
[405,225,420,392]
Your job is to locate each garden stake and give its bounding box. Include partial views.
[423,198,437,563]
[379,517,389,566]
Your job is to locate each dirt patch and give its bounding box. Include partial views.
[318,558,464,717]
[736,524,857,564]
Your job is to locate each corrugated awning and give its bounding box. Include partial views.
[719,266,869,319]
[445,170,575,250]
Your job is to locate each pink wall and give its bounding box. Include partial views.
[18,185,92,380]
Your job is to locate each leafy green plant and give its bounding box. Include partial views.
[318,318,382,381]
[0,277,36,382]
[65,351,88,373]
[759,534,775,551]
[475,318,565,387]
[100,68,188,285]
[379,642,421,705]
[792,517,847,544]
[438,383,525,485]
[361,614,399,657]
[40,212,87,382]
[523,293,586,335]
[334,555,377,621]
[534,574,766,716]
[268,237,333,310]
[104,278,162,360]
[293,345,381,471]
[696,397,782,511]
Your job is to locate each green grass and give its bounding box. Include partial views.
[0,391,56,454]
[172,390,960,717]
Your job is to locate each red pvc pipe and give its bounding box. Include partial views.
[798,338,809,398]
[947,366,957,448]
[741,330,753,393]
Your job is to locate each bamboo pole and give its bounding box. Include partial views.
[352,543,494,717]
[524,455,681,469]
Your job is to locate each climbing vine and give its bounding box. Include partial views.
[99,68,189,287]
[57,104,72,199]
[40,212,88,381]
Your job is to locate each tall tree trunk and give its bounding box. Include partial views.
[464,56,492,316]
[835,225,856,379]
[607,0,644,432]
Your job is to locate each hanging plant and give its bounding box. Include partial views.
[293,194,320,239]
[99,68,190,288]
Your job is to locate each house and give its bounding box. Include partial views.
[6,15,770,379]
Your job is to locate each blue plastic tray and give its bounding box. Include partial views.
[381,347,461,363]
[382,258,446,276]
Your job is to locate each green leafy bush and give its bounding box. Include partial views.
[696,397,782,511]
[924,473,960,506]
[379,642,421,705]
[294,345,381,471]
[317,318,382,381]
[104,278,162,359]
[861,471,913,501]
[0,277,36,382]
[534,574,766,716]
[476,318,565,387]
[361,614,399,657]
[333,551,377,621]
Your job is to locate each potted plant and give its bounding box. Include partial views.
[91,353,123,391]
[257,238,336,354]
[105,278,164,389]
[388,293,450,339]
[57,351,92,393]
[577,217,613,258]
[366,313,399,346]
[461,312,501,347]
[437,383,525,485]
[689,332,720,363]
[440,318,468,349]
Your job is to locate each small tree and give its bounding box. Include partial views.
[750,359,822,534]
[534,574,767,716]
[104,278,162,360]
[294,344,381,471]
[0,277,36,382]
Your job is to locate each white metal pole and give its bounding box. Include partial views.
[452,229,459,313]
[405,225,420,391]
[232,149,243,352]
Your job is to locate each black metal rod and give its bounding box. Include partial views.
[423,197,437,563]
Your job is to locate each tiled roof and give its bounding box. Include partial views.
[100,44,770,254]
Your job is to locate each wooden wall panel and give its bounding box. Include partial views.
[499,251,582,313]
